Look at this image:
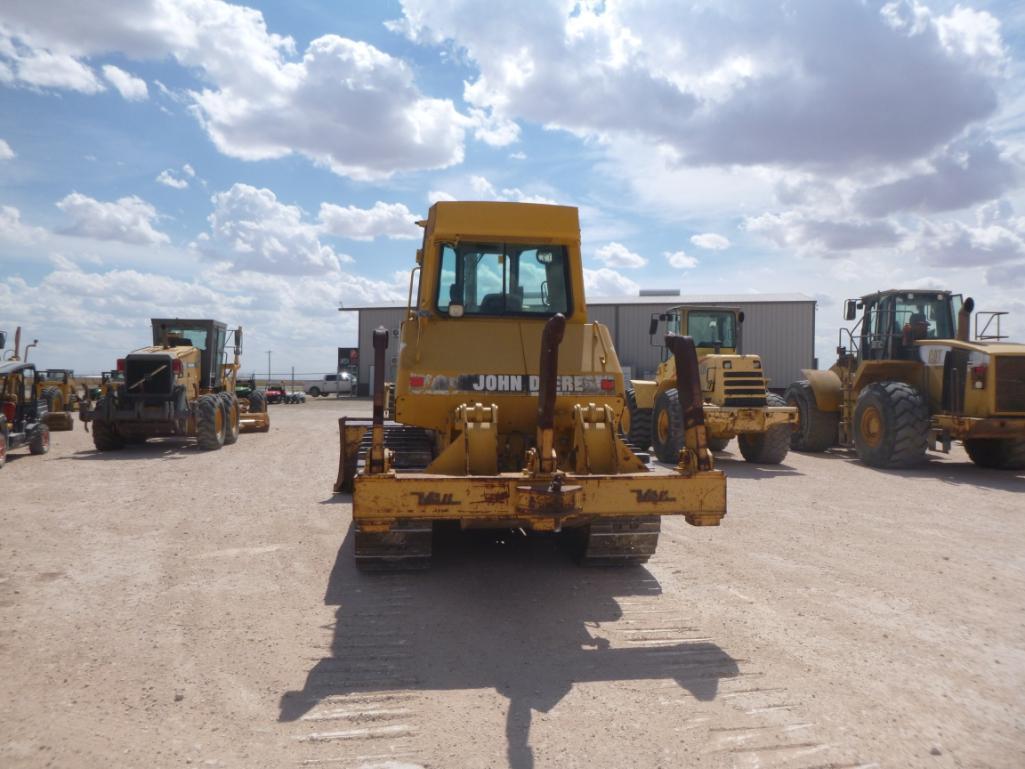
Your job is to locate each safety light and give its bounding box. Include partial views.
[172,358,183,375]
[116,358,126,372]
[970,363,987,389]
[600,377,615,391]
[409,375,425,388]
[722,360,733,369]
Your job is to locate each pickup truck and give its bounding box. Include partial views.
[305,373,355,397]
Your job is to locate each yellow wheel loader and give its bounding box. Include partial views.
[787,290,1025,469]
[335,201,727,571]
[36,368,81,431]
[625,306,797,464]
[80,318,266,449]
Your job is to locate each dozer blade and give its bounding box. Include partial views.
[240,412,270,433]
[42,411,74,432]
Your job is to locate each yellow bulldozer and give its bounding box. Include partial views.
[335,201,727,570]
[625,305,797,464]
[786,289,1025,469]
[81,318,268,449]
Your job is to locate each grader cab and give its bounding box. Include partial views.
[81,318,267,449]
[787,289,1025,469]
[335,201,726,571]
[626,306,797,464]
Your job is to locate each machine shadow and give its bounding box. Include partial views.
[280,524,739,769]
[61,439,195,460]
[791,448,1024,492]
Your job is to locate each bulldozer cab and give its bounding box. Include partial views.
[650,306,743,359]
[150,319,227,389]
[843,291,959,362]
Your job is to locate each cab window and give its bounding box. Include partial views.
[686,311,737,349]
[436,242,571,316]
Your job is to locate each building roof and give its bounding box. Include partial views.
[340,292,815,311]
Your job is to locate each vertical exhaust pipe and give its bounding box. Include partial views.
[536,313,566,474]
[665,334,713,473]
[369,326,389,474]
[957,297,975,342]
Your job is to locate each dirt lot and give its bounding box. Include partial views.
[1,398,1023,769]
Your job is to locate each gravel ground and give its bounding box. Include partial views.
[1,398,1023,769]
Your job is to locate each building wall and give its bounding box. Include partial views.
[354,307,406,395]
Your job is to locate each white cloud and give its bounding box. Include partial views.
[0,39,105,93]
[594,242,646,269]
[101,64,148,100]
[744,211,903,256]
[182,163,195,177]
[0,205,46,244]
[583,267,639,297]
[467,175,557,204]
[55,193,169,245]
[855,137,1019,217]
[317,201,420,241]
[0,3,471,180]
[665,250,698,269]
[392,0,1004,170]
[690,233,730,251]
[197,183,348,275]
[156,169,189,189]
[0,139,14,160]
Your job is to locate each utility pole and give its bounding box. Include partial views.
[266,350,272,386]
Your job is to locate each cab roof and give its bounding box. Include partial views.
[426,201,580,243]
[860,289,952,303]
[0,361,36,376]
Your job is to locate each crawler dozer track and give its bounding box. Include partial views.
[569,517,661,566]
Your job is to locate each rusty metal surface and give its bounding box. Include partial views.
[537,313,567,431]
[352,468,726,531]
[933,414,1025,439]
[704,405,798,435]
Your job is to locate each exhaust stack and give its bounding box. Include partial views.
[957,297,975,342]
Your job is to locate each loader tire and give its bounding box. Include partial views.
[92,398,124,451]
[219,392,240,445]
[964,438,1025,470]
[0,422,7,469]
[29,424,50,455]
[785,380,838,452]
[43,386,64,414]
[623,388,653,450]
[196,394,226,451]
[737,393,790,464]
[853,381,929,468]
[652,388,684,463]
[707,436,731,452]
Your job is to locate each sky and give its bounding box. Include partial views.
[1,0,1024,377]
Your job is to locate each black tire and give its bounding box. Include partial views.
[43,386,64,414]
[29,424,50,455]
[219,392,240,445]
[622,388,653,450]
[652,388,684,463]
[964,438,1025,470]
[247,390,267,414]
[0,419,8,468]
[196,394,226,450]
[707,436,731,452]
[309,386,321,398]
[737,393,790,464]
[92,398,124,451]
[853,381,929,468]
[785,380,838,452]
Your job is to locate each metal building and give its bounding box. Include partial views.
[342,292,816,395]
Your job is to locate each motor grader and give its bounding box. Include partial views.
[625,306,797,464]
[787,289,1025,469]
[335,201,726,571]
[81,318,268,449]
